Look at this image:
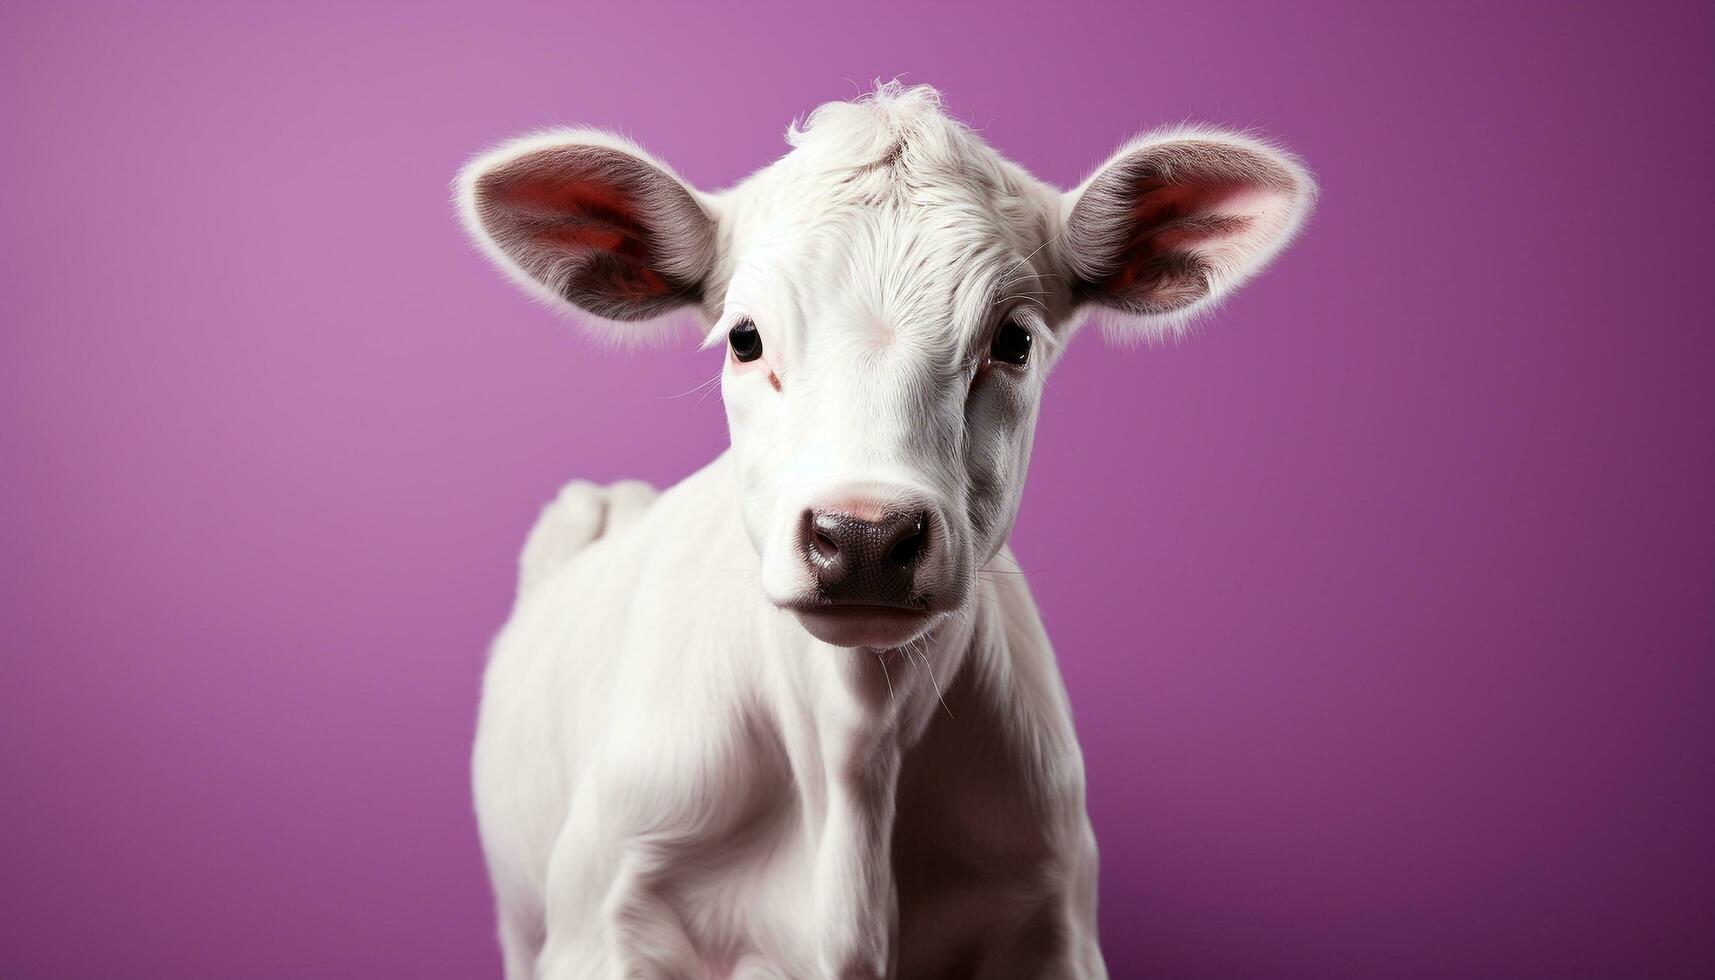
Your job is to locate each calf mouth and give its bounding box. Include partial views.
[782,599,941,649]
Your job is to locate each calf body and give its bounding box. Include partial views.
[477,457,1100,977]
[459,83,1312,978]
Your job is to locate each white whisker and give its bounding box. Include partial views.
[661,370,724,401]
[908,644,955,720]
[877,651,895,703]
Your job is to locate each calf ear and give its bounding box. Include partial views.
[456,130,717,331]
[1060,128,1315,338]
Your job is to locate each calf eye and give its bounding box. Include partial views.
[990,320,1032,366]
[729,319,763,362]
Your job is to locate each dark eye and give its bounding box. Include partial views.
[990,320,1032,366]
[729,319,763,362]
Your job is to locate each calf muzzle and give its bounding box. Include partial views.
[802,508,931,608]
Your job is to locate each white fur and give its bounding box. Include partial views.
[459,82,1312,979]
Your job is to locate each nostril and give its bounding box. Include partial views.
[812,528,840,560]
[806,510,844,566]
[886,514,929,567]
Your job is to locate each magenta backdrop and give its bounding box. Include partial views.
[4,1,1713,977]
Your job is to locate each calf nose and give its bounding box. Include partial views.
[804,508,931,607]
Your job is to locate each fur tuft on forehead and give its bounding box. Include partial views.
[777,82,1029,206]
[785,81,951,164]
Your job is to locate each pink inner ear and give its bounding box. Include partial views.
[543,223,626,252]
[497,176,636,219]
[494,174,663,286]
[1126,182,1260,253]
[1129,180,1240,224]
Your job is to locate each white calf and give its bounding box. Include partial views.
[458,83,1313,979]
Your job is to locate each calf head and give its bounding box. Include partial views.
[458,84,1313,649]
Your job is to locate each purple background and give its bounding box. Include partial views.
[4,1,1713,977]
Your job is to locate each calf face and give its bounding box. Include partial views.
[458,84,1313,648]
